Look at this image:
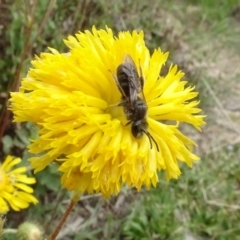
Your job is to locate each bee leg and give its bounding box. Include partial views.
[108,69,126,96]
[138,60,147,102]
[138,59,144,88]
[125,120,132,126]
[105,101,126,112]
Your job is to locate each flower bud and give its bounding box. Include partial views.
[17,222,43,240]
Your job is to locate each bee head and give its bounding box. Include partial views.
[131,120,148,138]
[131,120,159,152]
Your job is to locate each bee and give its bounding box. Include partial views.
[111,55,159,151]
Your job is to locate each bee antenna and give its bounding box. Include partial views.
[142,130,159,152]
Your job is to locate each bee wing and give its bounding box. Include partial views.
[124,55,146,104]
[124,55,142,94]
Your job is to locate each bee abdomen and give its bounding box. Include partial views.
[117,64,130,97]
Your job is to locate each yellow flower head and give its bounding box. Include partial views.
[10,26,205,198]
[0,156,38,214]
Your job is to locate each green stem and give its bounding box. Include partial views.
[2,228,17,235]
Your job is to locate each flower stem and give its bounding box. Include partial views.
[47,194,79,240]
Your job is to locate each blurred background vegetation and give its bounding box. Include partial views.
[1,0,240,239]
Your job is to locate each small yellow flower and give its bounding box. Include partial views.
[0,156,38,214]
[10,26,205,197]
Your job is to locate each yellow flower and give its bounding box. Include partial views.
[10,27,205,198]
[0,156,38,214]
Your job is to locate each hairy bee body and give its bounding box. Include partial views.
[111,54,159,151]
